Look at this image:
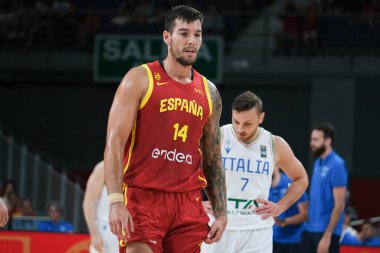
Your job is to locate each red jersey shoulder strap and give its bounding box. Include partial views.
[140,64,154,109]
[201,75,213,117]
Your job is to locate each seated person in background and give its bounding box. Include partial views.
[0,180,16,211]
[38,202,74,233]
[340,212,360,245]
[360,220,380,247]
[269,167,308,253]
[8,192,22,217]
[20,199,36,216]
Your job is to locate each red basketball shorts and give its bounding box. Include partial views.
[119,187,210,253]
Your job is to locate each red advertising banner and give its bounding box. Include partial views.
[1,231,380,253]
[0,231,90,253]
[341,246,380,253]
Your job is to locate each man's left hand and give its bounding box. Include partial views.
[255,199,284,219]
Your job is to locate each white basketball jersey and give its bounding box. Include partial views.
[96,185,109,222]
[91,185,118,253]
[221,124,275,230]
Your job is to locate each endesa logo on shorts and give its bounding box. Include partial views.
[151,148,193,164]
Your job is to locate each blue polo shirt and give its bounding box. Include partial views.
[269,173,308,243]
[362,236,380,247]
[38,220,74,233]
[305,150,348,235]
[340,231,361,245]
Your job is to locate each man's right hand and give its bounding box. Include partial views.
[109,202,134,242]
[204,216,227,244]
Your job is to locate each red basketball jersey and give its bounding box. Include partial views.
[123,60,213,192]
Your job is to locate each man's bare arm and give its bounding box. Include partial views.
[274,136,309,213]
[104,66,147,195]
[200,81,226,243]
[200,81,226,219]
[83,161,105,252]
[324,187,346,235]
[257,136,308,218]
[317,187,345,253]
[104,66,147,241]
[321,187,346,235]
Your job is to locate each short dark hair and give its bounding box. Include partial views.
[1,179,16,196]
[165,5,203,33]
[49,202,63,214]
[232,91,263,113]
[312,122,335,145]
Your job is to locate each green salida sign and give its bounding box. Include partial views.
[94,35,223,83]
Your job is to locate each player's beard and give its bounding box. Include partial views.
[170,46,197,66]
[311,144,326,157]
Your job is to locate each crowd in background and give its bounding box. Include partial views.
[1,0,379,54]
[0,0,380,55]
[0,0,273,52]
[0,180,35,218]
[274,0,380,56]
[0,179,74,232]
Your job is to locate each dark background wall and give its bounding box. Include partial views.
[1,78,380,219]
[1,80,379,181]
[0,82,311,171]
[354,81,380,178]
[0,82,114,169]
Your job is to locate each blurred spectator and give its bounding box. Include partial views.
[134,0,154,24]
[0,179,16,211]
[302,123,348,253]
[269,167,308,253]
[76,7,99,50]
[0,0,12,18]
[146,6,166,29]
[38,202,74,233]
[360,220,380,247]
[20,199,36,216]
[52,0,74,18]
[52,0,78,49]
[274,0,301,56]
[340,212,361,246]
[301,1,319,55]
[111,0,135,26]
[203,5,224,34]
[8,192,22,217]
[361,0,378,28]
[6,0,32,40]
[24,0,54,52]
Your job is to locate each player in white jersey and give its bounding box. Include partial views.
[83,161,118,253]
[202,91,308,253]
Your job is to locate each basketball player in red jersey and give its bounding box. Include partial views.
[104,5,227,253]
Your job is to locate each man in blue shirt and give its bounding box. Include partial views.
[269,167,308,253]
[38,202,74,233]
[302,123,348,253]
[340,212,360,246]
[360,220,380,247]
